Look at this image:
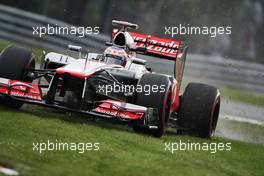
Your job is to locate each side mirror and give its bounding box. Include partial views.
[68,45,82,52]
[68,45,82,59]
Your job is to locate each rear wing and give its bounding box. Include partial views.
[129,32,181,59]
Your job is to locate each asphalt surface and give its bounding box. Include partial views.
[220,99,264,123]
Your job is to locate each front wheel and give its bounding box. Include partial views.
[177,83,220,138]
[133,73,171,137]
[0,45,35,108]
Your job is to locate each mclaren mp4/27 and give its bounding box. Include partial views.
[0,20,220,138]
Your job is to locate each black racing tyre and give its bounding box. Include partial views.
[0,45,35,108]
[177,83,220,138]
[133,73,171,137]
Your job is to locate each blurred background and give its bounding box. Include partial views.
[0,0,263,61]
[0,0,263,95]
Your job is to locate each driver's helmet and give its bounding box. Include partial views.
[103,46,128,66]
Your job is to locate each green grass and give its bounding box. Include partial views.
[0,105,263,176]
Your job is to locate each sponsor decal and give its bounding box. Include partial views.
[10,90,41,101]
[93,105,144,119]
[130,32,180,58]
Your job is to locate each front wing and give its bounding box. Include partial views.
[0,78,159,128]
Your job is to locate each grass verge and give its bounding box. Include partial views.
[0,105,263,176]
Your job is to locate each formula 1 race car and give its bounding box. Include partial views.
[0,20,220,138]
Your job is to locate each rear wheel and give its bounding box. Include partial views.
[0,45,35,108]
[177,83,220,138]
[133,73,171,137]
